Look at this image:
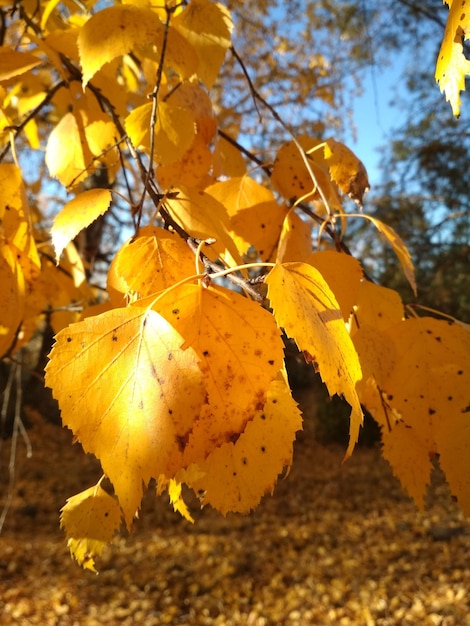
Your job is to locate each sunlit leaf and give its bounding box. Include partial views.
[0,47,42,81]
[266,262,363,455]
[60,483,122,572]
[172,0,233,89]
[109,226,196,301]
[187,377,302,514]
[435,0,470,117]
[45,306,206,526]
[125,100,196,165]
[277,209,312,262]
[206,177,287,261]
[306,250,363,320]
[78,5,196,86]
[324,138,370,207]
[51,189,112,262]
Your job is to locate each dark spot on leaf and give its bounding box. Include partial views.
[112,334,118,342]
[242,457,248,465]
[66,337,72,343]
[233,472,237,477]
[435,336,441,342]
[175,433,189,452]
[462,405,470,414]
[428,408,436,416]
[387,394,393,401]
[172,308,180,315]
[203,350,209,357]
[457,370,464,375]
[260,446,266,453]
[104,512,109,517]
[260,413,266,420]
[167,353,173,360]
[143,318,147,327]
[255,349,262,357]
[448,396,453,401]
[268,359,275,366]
[228,432,240,444]
[272,399,278,404]
[168,409,173,415]
[420,394,424,399]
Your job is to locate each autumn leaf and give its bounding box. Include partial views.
[435,0,470,117]
[108,226,196,302]
[51,189,112,262]
[186,377,303,514]
[306,250,363,320]
[164,185,243,266]
[0,47,42,81]
[78,5,196,86]
[276,210,313,262]
[354,215,417,296]
[155,283,285,459]
[45,305,206,526]
[60,483,122,572]
[0,242,24,358]
[125,101,196,165]
[324,138,370,207]
[206,177,287,261]
[172,0,233,89]
[378,318,470,513]
[266,262,363,455]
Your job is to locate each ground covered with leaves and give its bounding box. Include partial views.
[1,390,470,626]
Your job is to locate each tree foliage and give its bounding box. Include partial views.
[0,0,469,571]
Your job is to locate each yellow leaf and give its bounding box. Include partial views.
[324,138,370,207]
[361,215,417,296]
[60,484,122,572]
[157,135,214,190]
[212,133,247,178]
[277,209,312,262]
[266,262,363,455]
[167,479,194,523]
[155,283,285,465]
[172,0,233,89]
[109,226,196,301]
[187,377,302,514]
[350,281,404,334]
[125,101,196,165]
[45,111,92,188]
[271,136,341,210]
[0,243,24,358]
[167,81,216,144]
[0,164,40,281]
[165,185,243,266]
[306,250,363,320]
[45,306,206,527]
[381,318,470,513]
[51,189,112,262]
[435,0,470,117]
[206,177,288,261]
[78,5,196,86]
[0,47,42,81]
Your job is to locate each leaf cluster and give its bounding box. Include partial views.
[0,0,469,571]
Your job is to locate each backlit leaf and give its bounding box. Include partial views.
[277,210,312,262]
[109,226,196,301]
[0,47,42,81]
[187,377,303,514]
[266,262,363,455]
[78,5,196,86]
[45,306,206,526]
[361,215,416,295]
[306,250,363,320]
[156,283,285,463]
[172,0,233,89]
[60,483,122,572]
[0,243,24,358]
[165,185,243,265]
[206,177,287,261]
[125,100,196,165]
[324,138,369,207]
[435,0,470,117]
[380,318,470,513]
[51,189,112,262]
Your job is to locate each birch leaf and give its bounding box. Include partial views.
[51,189,112,262]
[60,484,122,572]
[266,262,363,455]
[45,306,206,527]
